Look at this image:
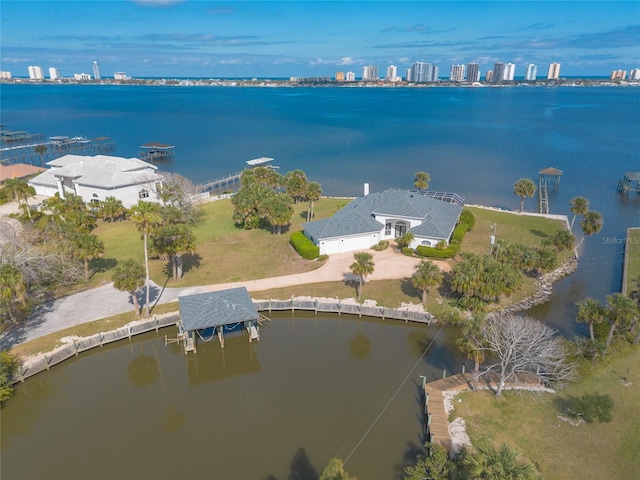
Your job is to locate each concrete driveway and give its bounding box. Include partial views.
[0,246,450,348]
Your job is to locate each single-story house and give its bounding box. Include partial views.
[302,188,464,255]
[28,154,163,208]
[0,163,46,183]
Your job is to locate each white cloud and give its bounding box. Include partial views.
[337,56,356,65]
[132,0,185,7]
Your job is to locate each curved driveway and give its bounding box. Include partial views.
[1,246,449,348]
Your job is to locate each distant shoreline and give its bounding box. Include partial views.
[1,77,638,88]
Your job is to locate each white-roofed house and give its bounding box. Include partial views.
[28,154,164,208]
[302,188,464,255]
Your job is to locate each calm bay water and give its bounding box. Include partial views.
[1,84,639,479]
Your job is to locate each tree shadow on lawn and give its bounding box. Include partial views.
[90,257,117,274]
[400,278,422,302]
[530,229,550,238]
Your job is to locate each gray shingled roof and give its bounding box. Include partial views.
[303,188,463,241]
[178,287,258,331]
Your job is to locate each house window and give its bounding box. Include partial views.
[421,240,432,246]
[139,188,149,199]
[385,222,392,235]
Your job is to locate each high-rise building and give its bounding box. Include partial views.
[630,69,640,81]
[346,71,356,82]
[610,70,627,80]
[466,63,480,83]
[485,70,494,83]
[505,63,516,81]
[28,65,44,80]
[362,65,379,81]
[114,72,129,80]
[0,71,12,80]
[409,62,437,83]
[547,62,561,80]
[450,64,465,82]
[93,61,101,80]
[335,71,345,82]
[386,65,399,82]
[49,67,61,80]
[525,64,537,81]
[492,62,506,83]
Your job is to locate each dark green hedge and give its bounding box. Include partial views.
[289,231,320,260]
[416,242,461,259]
[459,208,476,231]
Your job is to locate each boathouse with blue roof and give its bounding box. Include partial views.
[302,188,464,255]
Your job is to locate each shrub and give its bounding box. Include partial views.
[371,240,389,251]
[1,351,20,403]
[416,242,461,259]
[458,208,476,231]
[451,223,468,243]
[317,254,329,262]
[289,231,319,260]
[401,247,414,256]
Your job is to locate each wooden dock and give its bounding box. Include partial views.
[422,372,543,450]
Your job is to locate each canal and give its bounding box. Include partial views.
[1,314,465,480]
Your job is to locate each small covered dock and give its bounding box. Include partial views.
[538,167,563,214]
[139,143,175,163]
[176,287,263,354]
[618,172,640,198]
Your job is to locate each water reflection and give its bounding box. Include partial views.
[127,354,160,387]
[2,317,466,480]
[348,332,371,360]
[161,406,186,434]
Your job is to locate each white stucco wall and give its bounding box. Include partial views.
[75,182,160,208]
[318,232,380,255]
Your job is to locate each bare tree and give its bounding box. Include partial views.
[156,172,201,224]
[480,314,576,396]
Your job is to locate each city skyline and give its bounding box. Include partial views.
[1,1,639,78]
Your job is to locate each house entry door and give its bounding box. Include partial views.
[395,223,406,237]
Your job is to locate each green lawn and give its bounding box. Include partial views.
[462,206,569,257]
[623,227,640,295]
[89,197,347,289]
[452,344,640,480]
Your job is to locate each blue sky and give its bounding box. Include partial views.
[2,1,639,78]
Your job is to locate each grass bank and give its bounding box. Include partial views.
[451,344,640,480]
[622,227,640,295]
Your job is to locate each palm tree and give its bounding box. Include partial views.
[2,178,34,221]
[350,251,375,301]
[513,178,536,213]
[397,231,415,250]
[72,232,105,282]
[576,210,603,249]
[414,171,431,190]
[99,196,127,222]
[262,192,293,234]
[151,223,196,281]
[130,201,162,316]
[604,293,639,353]
[283,169,308,203]
[34,143,48,167]
[412,260,442,305]
[305,181,322,222]
[455,314,486,391]
[112,259,145,316]
[0,264,28,323]
[464,441,538,480]
[569,196,589,231]
[576,297,607,341]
